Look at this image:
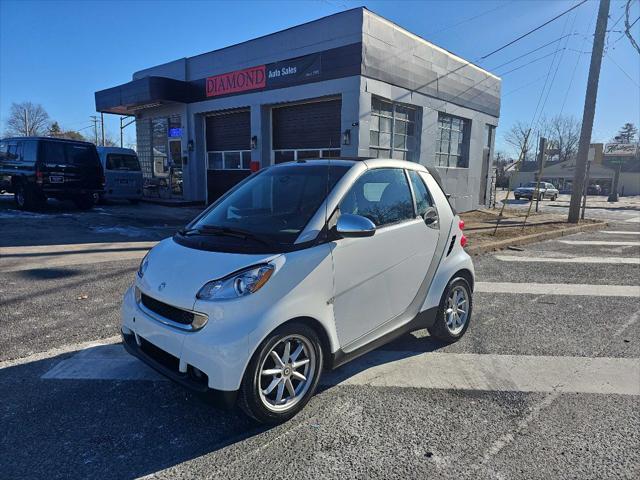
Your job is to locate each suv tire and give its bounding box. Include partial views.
[239,322,323,424]
[73,194,94,210]
[428,276,473,343]
[14,182,44,211]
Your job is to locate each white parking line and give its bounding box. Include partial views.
[601,231,640,235]
[476,282,640,297]
[625,216,640,223]
[38,344,640,396]
[494,255,640,265]
[557,240,640,246]
[324,351,640,396]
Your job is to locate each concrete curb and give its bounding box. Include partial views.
[546,203,640,212]
[466,221,608,256]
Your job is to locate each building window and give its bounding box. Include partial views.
[369,97,418,161]
[152,117,169,177]
[207,150,252,170]
[436,113,470,168]
[272,149,341,164]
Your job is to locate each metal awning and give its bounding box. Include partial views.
[95,76,191,114]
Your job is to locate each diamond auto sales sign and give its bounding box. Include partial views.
[206,65,266,97]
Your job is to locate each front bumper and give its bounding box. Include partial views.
[121,330,237,408]
[120,286,249,394]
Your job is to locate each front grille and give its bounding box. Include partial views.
[139,337,180,371]
[140,293,194,325]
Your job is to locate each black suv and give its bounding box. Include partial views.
[0,137,104,210]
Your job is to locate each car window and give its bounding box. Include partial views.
[106,154,141,171]
[408,170,433,217]
[192,164,349,245]
[340,168,414,227]
[22,140,38,163]
[42,141,66,165]
[0,141,6,161]
[6,142,21,162]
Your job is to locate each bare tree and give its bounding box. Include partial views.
[543,115,581,163]
[503,121,534,162]
[5,102,50,136]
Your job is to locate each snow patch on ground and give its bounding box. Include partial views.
[0,209,50,219]
[90,226,151,238]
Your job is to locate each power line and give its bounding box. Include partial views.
[427,1,513,36]
[606,51,640,87]
[560,2,598,115]
[481,0,589,59]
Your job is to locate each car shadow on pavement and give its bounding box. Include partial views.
[0,331,447,479]
[0,351,270,480]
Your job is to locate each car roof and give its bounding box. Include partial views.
[1,136,98,147]
[270,157,430,172]
[97,146,137,155]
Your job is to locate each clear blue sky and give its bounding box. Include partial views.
[1,0,638,155]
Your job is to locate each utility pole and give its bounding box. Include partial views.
[581,159,592,219]
[90,115,99,145]
[100,112,105,146]
[568,0,610,223]
[535,137,546,213]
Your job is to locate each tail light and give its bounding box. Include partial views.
[460,234,468,248]
[36,169,43,186]
[459,219,465,230]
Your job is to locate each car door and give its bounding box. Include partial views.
[330,167,441,349]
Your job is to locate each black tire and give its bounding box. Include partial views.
[514,195,520,200]
[238,322,324,424]
[73,194,94,210]
[428,276,473,343]
[14,182,44,211]
[551,194,558,201]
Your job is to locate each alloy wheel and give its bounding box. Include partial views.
[258,334,316,413]
[445,285,469,335]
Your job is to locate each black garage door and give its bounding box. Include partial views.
[205,110,252,203]
[272,98,342,163]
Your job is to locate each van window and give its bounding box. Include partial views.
[7,142,22,162]
[22,140,38,163]
[106,154,140,171]
[42,141,66,165]
[42,141,99,166]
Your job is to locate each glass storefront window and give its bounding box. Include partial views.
[369,96,418,161]
[436,113,470,168]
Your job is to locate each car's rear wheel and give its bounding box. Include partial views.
[14,182,44,211]
[428,276,473,343]
[514,195,520,200]
[239,322,323,424]
[73,194,94,210]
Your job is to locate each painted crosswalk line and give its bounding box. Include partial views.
[557,240,640,246]
[494,255,640,265]
[38,344,640,396]
[476,282,640,297]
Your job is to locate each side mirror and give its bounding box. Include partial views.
[423,207,438,226]
[336,214,376,238]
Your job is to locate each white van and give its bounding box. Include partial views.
[97,147,143,203]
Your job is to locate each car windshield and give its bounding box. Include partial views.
[190,164,350,246]
[525,182,540,188]
[106,154,140,171]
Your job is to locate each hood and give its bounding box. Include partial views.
[516,187,535,191]
[137,238,280,310]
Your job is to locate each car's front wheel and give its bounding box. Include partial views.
[239,322,323,424]
[428,276,473,343]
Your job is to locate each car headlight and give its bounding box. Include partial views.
[137,252,150,278]
[197,264,275,301]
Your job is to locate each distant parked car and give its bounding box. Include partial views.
[0,137,104,210]
[514,182,559,201]
[97,147,143,204]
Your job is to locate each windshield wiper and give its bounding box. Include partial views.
[179,225,273,248]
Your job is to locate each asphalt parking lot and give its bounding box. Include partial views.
[1,194,638,479]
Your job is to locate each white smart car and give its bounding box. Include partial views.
[121,158,473,423]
